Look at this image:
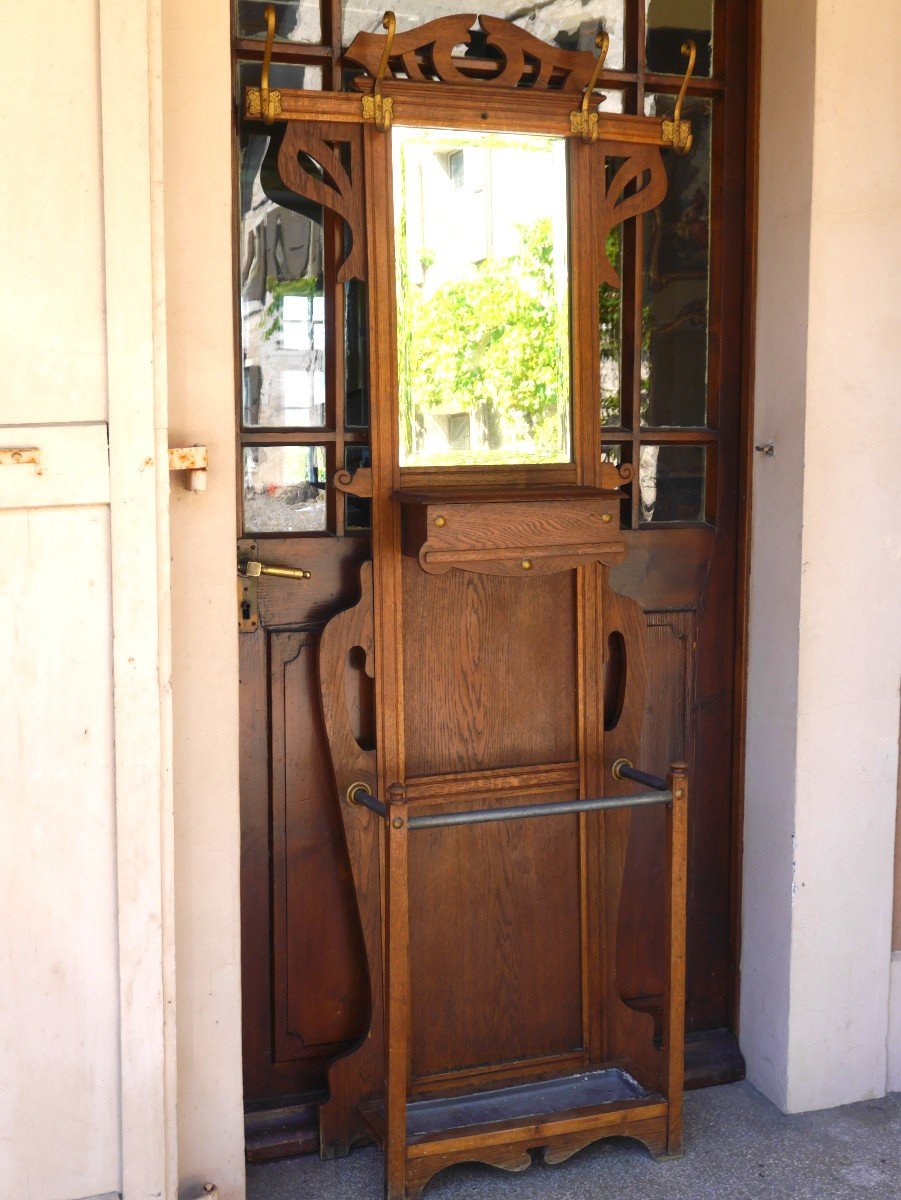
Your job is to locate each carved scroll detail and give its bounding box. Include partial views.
[346,13,604,93]
[317,563,384,1156]
[277,121,366,283]
[598,145,668,288]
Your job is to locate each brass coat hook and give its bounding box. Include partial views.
[570,31,610,143]
[362,11,397,131]
[662,39,696,154]
[258,3,281,124]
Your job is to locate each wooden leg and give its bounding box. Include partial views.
[664,761,689,1156]
[385,784,410,1199]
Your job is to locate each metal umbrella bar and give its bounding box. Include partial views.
[348,766,671,830]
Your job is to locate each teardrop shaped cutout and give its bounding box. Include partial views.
[603,630,627,732]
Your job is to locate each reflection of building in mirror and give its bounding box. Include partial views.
[343,1,627,68]
[239,133,326,430]
[394,128,571,467]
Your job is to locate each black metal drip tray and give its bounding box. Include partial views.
[407,1067,650,1137]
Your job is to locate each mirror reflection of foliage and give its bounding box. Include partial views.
[262,274,318,341]
[599,227,621,426]
[399,216,569,462]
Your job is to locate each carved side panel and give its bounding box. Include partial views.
[317,563,384,1156]
[596,144,669,288]
[277,120,366,283]
[600,573,661,1086]
[345,13,602,92]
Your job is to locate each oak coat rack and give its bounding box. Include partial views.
[247,11,693,1198]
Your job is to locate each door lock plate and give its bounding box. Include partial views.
[238,539,259,633]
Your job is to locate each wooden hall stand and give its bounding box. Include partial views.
[246,10,694,1197]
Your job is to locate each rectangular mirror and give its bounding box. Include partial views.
[393,127,571,467]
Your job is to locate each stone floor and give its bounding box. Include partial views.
[247,1081,901,1200]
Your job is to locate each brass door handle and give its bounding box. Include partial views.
[240,560,311,580]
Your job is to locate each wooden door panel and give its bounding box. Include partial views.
[616,610,694,1023]
[241,537,372,1102]
[403,565,578,777]
[409,799,583,1081]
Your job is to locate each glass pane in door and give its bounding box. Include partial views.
[243,445,328,532]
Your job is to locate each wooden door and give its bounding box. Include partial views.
[234,0,754,1132]
[237,125,375,1102]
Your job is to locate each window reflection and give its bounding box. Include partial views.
[394,128,571,467]
[239,65,326,429]
[641,95,711,428]
[344,2,626,69]
[639,444,705,523]
[645,0,713,76]
[237,0,321,44]
[243,446,328,532]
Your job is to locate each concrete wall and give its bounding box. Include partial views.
[742,0,901,1110]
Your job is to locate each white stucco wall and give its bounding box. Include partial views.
[0,5,122,1198]
[160,1,245,1196]
[743,0,901,1110]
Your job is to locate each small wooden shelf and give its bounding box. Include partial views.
[393,484,626,576]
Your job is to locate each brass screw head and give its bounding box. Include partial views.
[675,788,685,799]
[521,559,533,570]
[392,816,404,829]
[602,512,613,523]
[434,515,447,527]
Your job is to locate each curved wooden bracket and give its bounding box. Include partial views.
[276,121,367,282]
[598,144,669,288]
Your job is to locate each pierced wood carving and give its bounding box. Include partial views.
[317,563,384,1155]
[345,13,604,92]
[277,120,366,282]
[598,145,669,288]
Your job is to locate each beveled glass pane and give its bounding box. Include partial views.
[344,445,372,531]
[344,3,626,70]
[394,128,571,468]
[238,64,326,429]
[344,281,370,428]
[237,0,321,44]
[638,444,705,523]
[243,445,328,532]
[641,95,711,428]
[645,0,713,77]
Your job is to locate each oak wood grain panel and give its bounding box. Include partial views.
[616,611,693,1030]
[402,563,578,777]
[408,792,583,1079]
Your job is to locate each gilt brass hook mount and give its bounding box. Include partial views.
[661,39,697,154]
[362,11,397,131]
[245,4,282,123]
[569,31,610,144]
